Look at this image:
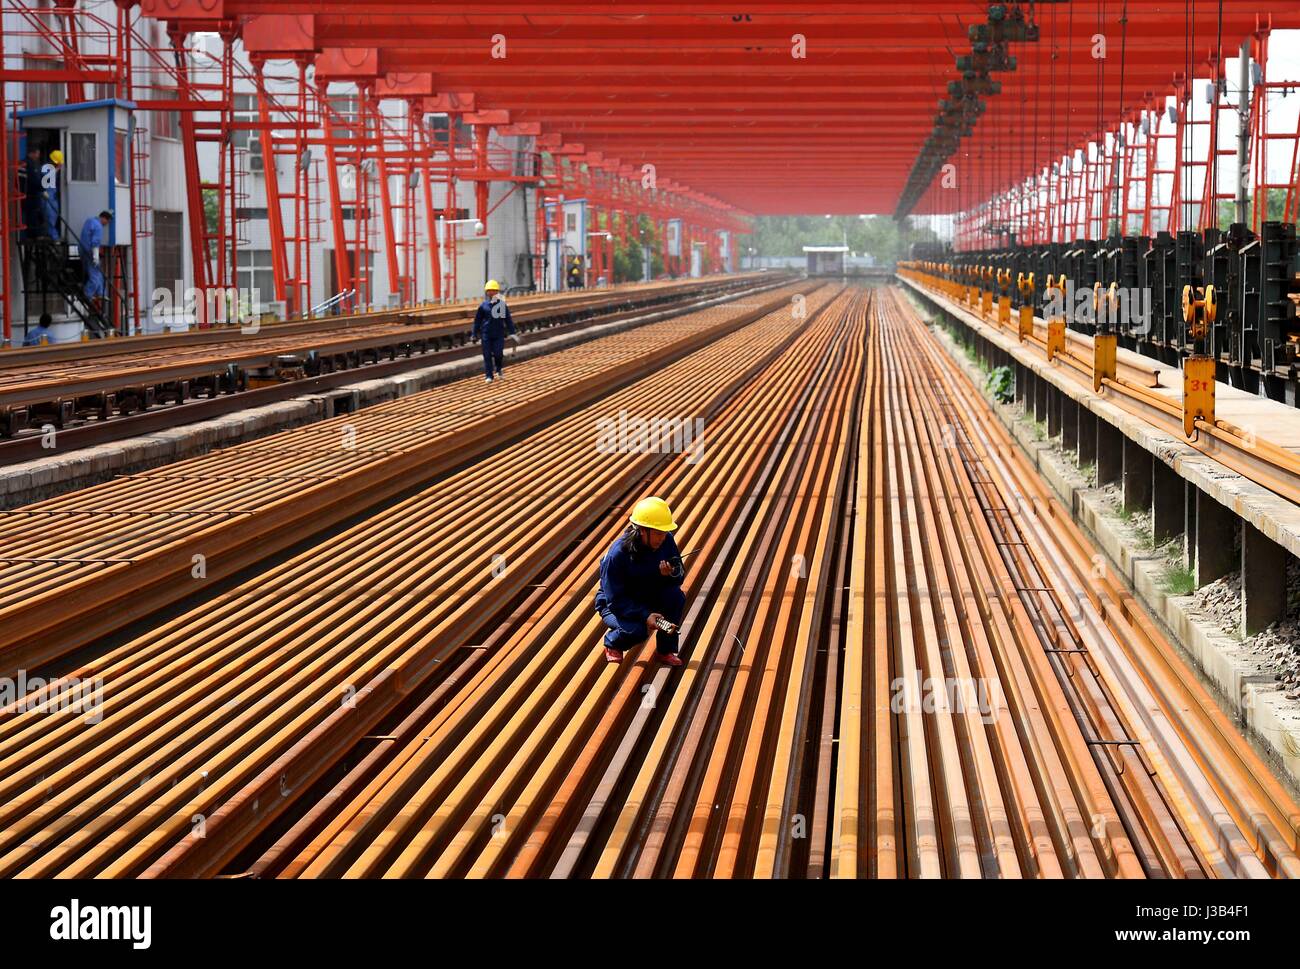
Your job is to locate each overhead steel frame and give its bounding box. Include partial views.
[946,24,1300,253]
[946,15,1300,253]
[0,1,749,343]
[1250,27,1300,231]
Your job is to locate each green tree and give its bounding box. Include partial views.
[747,215,939,265]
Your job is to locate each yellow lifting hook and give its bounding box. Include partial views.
[1181,284,1217,438]
[1045,274,1067,362]
[1016,271,1035,342]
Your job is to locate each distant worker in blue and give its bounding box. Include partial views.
[79,210,113,312]
[593,497,687,667]
[23,312,55,347]
[39,149,63,240]
[471,278,519,382]
[21,147,46,240]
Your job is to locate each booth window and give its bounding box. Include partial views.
[115,130,129,185]
[70,132,96,182]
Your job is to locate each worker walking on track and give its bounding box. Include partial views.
[471,279,519,382]
[594,497,687,667]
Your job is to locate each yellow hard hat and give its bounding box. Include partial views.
[49,149,64,165]
[629,496,677,532]
[484,279,500,291]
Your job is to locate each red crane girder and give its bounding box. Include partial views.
[134,1,1300,215]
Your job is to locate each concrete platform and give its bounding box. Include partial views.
[903,278,1300,633]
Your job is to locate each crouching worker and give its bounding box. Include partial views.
[593,497,687,667]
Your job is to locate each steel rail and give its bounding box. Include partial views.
[3,273,767,366]
[0,282,814,677]
[264,288,862,879]
[5,281,1296,879]
[0,284,836,879]
[890,285,1300,878]
[0,276,789,462]
[879,288,1165,877]
[0,274,777,430]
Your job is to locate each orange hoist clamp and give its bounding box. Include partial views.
[996,268,1013,328]
[1105,282,1121,332]
[1090,283,1116,392]
[980,266,995,317]
[1016,272,1035,342]
[1181,284,1217,438]
[1045,274,1067,361]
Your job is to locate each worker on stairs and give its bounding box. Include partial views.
[79,210,112,319]
[38,149,63,242]
[471,279,519,382]
[593,497,687,667]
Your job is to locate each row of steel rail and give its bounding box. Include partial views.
[246,284,1300,879]
[1,281,1296,877]
[0,273,772,425]
[832,287,1298,878]
[250,286,866,879]
[0,281,838,877]
[0,280,813,674]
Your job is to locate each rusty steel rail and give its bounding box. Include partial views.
[0,281,817,677]
[0,276,791,463]
[0,284,843,879]
[236,288,869,879]
[4,282,1295,879]
[0,273,778,435]
[831,287,1300,879]
[266,285,1296,879]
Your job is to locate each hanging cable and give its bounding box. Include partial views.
[1113,0,1130,230]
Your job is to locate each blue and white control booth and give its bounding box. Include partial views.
[543,197,587,292]
[14,99,134,341]
[16,98,134,247]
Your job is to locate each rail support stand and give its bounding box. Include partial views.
[1093,333,1117,392]
[1078,408,1098,468]
[1122,439,1153,515]
[1194,491,1235,588]
[1152,460,1185,545]
[1097,420,1123,487]
[1061,395,1079,454]
[1242,521,1288,637]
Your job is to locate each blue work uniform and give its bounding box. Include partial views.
[39,163,60,239]
[21,160,45,239]
[593,529,687,656]
[22,323,54,347]
[471,295,516,378]
[79,217,105,299]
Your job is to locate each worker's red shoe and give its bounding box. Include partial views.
[655,652,684,667]
[603,648,623,664]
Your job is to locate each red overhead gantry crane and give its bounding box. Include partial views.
[3,1,1300,344]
